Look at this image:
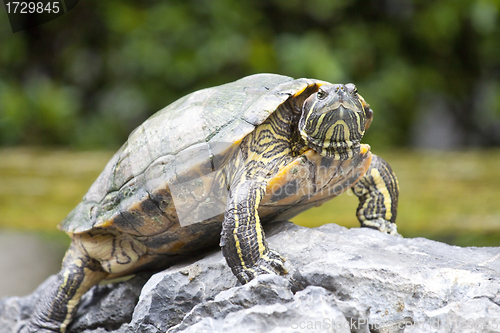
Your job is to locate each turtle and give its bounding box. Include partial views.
[22,73,399,333]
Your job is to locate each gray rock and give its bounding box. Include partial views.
[0,276,59,333]
[170,275,351,333]
[1,222,499,333]
[68,273,152,332]
[123,251,238,333]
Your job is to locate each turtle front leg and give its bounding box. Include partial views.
[221,179,286,284]
[353,154,400,236]
[19,243,107,333]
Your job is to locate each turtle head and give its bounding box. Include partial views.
[299,83,373,160]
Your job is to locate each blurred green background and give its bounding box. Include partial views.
[1,0,500,250]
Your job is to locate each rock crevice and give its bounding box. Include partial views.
[1,222,499,333]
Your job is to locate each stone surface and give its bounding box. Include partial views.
[1,222,500,333]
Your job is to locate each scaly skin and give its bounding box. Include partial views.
[220,83,399,283]
[220,101,298,283]
[354,154,400,236]
[19,245,107,333]
[23,78,400,332]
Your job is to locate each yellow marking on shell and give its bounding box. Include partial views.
[291,82,324,97]
[262,152,320,206]
[265,157,302,191]
[98,219,114,228]
[303,148,372,203]
[166,239,189,253]
[370,168,393,221]
[291,84,309,97]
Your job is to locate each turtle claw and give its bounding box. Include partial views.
[16,323,56,333]
[361,218,401,237]
[259,249,287,275]
[235,249,287,284]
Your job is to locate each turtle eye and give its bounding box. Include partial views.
[346,83,357,94]
[317,88,328,100]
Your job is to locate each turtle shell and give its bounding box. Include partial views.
[60,74,326,234]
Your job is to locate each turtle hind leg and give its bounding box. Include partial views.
[353,154,400,236]
[20,243,108,333]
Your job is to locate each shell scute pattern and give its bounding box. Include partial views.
[59,74,304,234]
[23,74,401,333]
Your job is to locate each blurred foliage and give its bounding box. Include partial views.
[293,149,500,247]
[1,148,499,247]
[1,0,500,149]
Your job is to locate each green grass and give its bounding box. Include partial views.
[1,148,499,247]
[0,148,113,246]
